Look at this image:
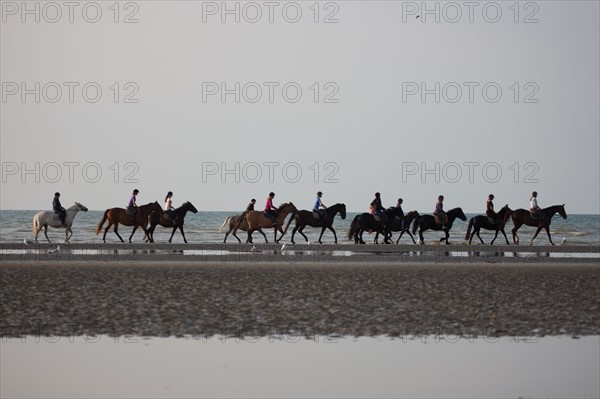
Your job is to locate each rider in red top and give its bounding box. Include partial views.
[264,192,278,225]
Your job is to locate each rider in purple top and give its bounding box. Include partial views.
[433,195,447,227]
[127,189,139,219]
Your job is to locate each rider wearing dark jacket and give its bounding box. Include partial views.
[53,192,67,226]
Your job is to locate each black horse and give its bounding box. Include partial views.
[510,204,567,245]
[374,210,420,244]
[147,201,198,243]
[412,207,467,245]
[291,203,346,244]
[347,207,401,244]
[464,205,512,245]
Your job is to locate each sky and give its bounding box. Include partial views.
[1,1,599,214]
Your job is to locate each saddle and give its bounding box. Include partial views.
[126,206,138,220]
[313,210,323,220]
[433,214,447,226]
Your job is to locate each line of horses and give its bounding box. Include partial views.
[31,201,567,246]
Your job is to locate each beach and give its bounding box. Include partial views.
[2,260,598,338]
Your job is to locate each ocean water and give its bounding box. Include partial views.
[0,210,598,245]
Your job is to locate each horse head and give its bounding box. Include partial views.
[185,201,199,213]
[451,207,467,222]
[338,203,347,220]
[74,202,88,212]
[558,204,567,219]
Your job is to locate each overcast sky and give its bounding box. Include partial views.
[1,1,598,213]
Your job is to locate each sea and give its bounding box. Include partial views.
[1,210,598,245]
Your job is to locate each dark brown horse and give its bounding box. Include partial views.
[220,214,249,243]
[412,207,467,245]
[96,202,162,243]
[510,204,567,245]
[232,202,298,243]
[348,207,400,244]
[465,205,512,245]
[290,203,346,244]
[374,210,420,244]
[146,201,198,243]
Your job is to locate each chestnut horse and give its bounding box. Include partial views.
[146,201,198,243]
[290,203,346,244]
[220,214,249,243]
[96,202,162,243]
[510,204,567,245]
[232,202,298,243]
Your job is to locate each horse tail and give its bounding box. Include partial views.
[219,216,232,233]
[32,214,39,236]
[347,215,360,240]
[465,218,474,240]
[96,210,108,235]
[233,211,248,232]
[411,216,420,235]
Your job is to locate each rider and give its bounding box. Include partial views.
[313,191,327,221]
[52,192,67,226]
[127,189,139,220]
[486,194,501,225]
[433,195,447,227]
[393,198,405,227]
[264,192,278,226]
[246,198,256,212]
[370,192,387,228]
[164,191,178,224]
[529,191,543,223]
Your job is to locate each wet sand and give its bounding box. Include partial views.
[1,261,598,338]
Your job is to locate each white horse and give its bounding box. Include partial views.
[33,202,88,243]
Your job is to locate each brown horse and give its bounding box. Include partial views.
[220,214,249,243]
[510,204,567,245]
[232,202,298,243]
[96,202,162,243]
[146,201,198,243]
[290,203,346,244]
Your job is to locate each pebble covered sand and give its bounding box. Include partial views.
[1,261,599,338]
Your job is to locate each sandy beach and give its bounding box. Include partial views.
[2,261,598,338]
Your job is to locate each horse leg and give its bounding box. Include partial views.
[169,226,177,243]
[66,226,73,242]
[529,226,543,245]
[103,221,113,243]
[43,225,51,243]
[476,228,484,245]
[298,226,309,243]
[407,231,417,245]
[373,231,379,244]
[501,228,510,245]
[275,227,283,243]
[129,226,139,243]
[328,226,337,244]
[360,228,367,244]
[291,225,298,244]
[419,230,425,245]
[257,228,268,243]
[444,229,450,245]
[246,230,253,244]
[180,226,188,244]
[490,229,499,245]
[511,224,521,245]
[318,227,327,244]
[223,230,230,243]
[113,224,125,243]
